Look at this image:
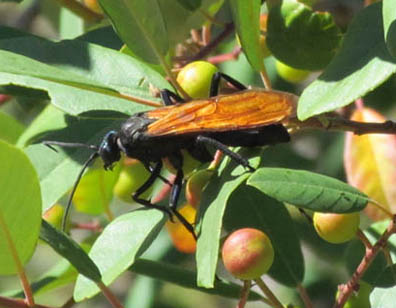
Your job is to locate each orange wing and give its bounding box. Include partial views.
[145,90,297,136]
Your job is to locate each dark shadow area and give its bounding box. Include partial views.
[77,26,123,50]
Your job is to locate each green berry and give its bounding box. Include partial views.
[275,60,310,84]
[177,61,219,99]
[113,160,152,202]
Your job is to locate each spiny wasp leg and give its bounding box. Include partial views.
[196,135,255,172]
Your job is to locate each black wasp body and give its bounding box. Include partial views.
[46,72,296,238]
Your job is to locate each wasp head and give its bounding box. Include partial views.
[99,131,121,170]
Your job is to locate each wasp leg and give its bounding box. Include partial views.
[196,135,255,172]
[143,162,173,187]
[160,89,185,106]
[210,72,247,97]
[167,153,198,240]
[132,160,173,218]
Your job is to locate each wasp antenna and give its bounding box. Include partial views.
[43,141,99,151]
[62,151,99,232]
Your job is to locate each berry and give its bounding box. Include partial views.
[185,169,214,207]
[177,61,219,99]
[113,159,152,202]
[275,60,310,84]
[42,204,64,229]
[222,228,274,280]
[166,204,197,253]
[313,212,360,244]
[84,0,103,14]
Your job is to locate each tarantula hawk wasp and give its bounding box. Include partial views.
[44,72,296,239]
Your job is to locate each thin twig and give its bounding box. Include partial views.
[237,280,251,308]
[290,115,396,136]
[0,213,34,306]
[182,23,235,63]
[0,296,51,308]
[260,70,272,90]
[97,282,124,308]
[356,229,373,249]
[334,216,396,308]
[207,46,242,64]
[297,283,313,308]
[254,278,284,308]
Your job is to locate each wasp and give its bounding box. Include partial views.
[45,72,297,237]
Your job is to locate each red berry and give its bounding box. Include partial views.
[222,228,274,280]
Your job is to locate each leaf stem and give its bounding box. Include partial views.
[97,281,124,308]
[368,199,394,219]
[297,283,313,308]
[51,0,103,23]
[356,229,372,249]
[260,70,272,90]
[0,213,34,307]
[254,278,283,308]
[160,58,191,100]
[237,280,251,308]
[118,93,163,107]
[334,215,396,308]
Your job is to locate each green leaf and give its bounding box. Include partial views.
[373,264,396,288]
[196,149,261,288]
[25,117,123,212]
[99,0,169,64]
[383,0,396,58]
[370,285,396,308]
[0,25,28,40]
[6,259,77,297]
[59,8,84,40]
[130,259,264,301]
[175,0,201,11]
[17,104,67,147]
[125,275,157,308]
[40,220,102,282]
[297,2,396,120]
[73,162,121,215]
[196,171,249,287]
[0,33,171,116]
[223,185,304,286]
[74,209,166,301]
[76,26,123,50]
[267,0,341,70]
[0,140,41,275]
[247,168,368,213]
[0,112,24,144]
[229,0,264,71]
